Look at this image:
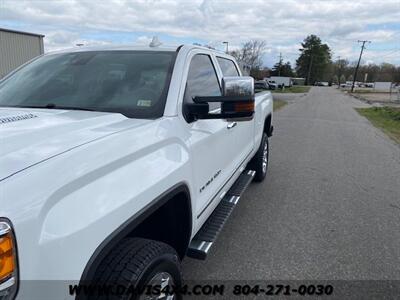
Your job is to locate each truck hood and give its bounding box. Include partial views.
[0,107,149,181]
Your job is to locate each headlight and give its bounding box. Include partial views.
[0,219,18,300]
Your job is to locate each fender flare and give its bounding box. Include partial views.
[265,114,273,137]
[78,182,192,285]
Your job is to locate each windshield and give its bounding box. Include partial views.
[0,51,176,119]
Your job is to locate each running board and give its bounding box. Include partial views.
[187,170,256,260]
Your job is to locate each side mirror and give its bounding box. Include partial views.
[186,76,255,122]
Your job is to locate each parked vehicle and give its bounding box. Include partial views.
[270,76,292,87]
[264,78,278,89]
[254,80,272,90]
[0,44,273,299]
[365,82,374,88]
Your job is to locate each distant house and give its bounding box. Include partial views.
[0,27,45,79]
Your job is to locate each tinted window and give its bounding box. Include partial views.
[0,51,176,119]
[217,57,239,76]
[184,54,221,110]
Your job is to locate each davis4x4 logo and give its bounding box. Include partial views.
[70,283,225,297]
[200,170,221,193]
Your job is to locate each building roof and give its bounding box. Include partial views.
[0,27,44,38]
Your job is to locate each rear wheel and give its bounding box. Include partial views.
[248,132,269,182]
[92,238,182,300]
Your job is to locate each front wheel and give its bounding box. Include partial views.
[248,132,269,182]
[92,238,182,300]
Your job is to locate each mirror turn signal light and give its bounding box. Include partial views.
[234,102,255,112]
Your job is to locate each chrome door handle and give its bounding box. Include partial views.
[227,122,237,129]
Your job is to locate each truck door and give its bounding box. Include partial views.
[215,56,255,169]
[182,53,239,224]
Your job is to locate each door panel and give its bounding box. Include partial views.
[232,118,254,166]
[188,119,238,218]
[182,54,238,219]
[215,56,255,172]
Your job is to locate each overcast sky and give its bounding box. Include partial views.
[0,0,399,67]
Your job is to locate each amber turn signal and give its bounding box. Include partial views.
[0,232,15,282]
[234,102,254,112]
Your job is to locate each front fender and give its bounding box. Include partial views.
[254,91,273,147]
[1,117,193,283]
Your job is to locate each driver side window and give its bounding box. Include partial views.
[184,54,221,111]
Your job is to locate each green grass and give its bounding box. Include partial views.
[351,90,390,94]
[356,107,400,144]
[273,100,287,111]
[273,86,311,93]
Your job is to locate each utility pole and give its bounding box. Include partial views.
[306,53,313,86]
[278,52,282,76]
[351,40,371,92]
[337,56,341,88]
[222,41,229,53]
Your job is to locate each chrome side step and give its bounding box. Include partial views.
[187,170,255,260]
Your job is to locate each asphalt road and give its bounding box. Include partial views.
[182,87,400,281]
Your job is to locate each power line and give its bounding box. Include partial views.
[368,47,399,52]
[378,49,399,59]
[351,40,371,92]
[364,49,399,59]
[391,31,400,37]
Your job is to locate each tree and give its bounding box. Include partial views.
[229,40,266,70]
[296,35,332,85]
[328,62,399,84]
[271,57,283,76]
[376,63,398,82]
[271,61,294,77]
[332,58,349,85]
[250,67,270,80]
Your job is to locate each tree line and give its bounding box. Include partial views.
[331,60,400,84]
[230,35,400,85]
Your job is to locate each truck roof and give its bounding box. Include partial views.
[48,44,227,55]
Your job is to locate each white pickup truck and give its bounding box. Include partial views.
[0,44,273,299]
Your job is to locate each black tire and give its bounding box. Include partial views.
[91,238,182,300]
[248,132,269,182]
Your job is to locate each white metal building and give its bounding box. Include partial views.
[0,27,44,79]
[374,82,392,92]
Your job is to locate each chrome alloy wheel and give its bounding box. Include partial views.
[140,272,175,300]
[262,141,268,174]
